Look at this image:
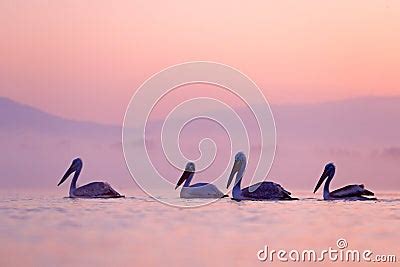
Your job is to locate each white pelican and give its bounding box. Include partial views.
[175,162,226,199]
[227,152,297,201]
[57,158,124,198]
[313,163,376,200]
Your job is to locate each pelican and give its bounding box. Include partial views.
[313,163,376,200]
[226,152,297,201]
[57,158,124,198]
[175,162,226,198]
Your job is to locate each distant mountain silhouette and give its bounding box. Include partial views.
[0,97,127,190]
[273,96,400,147]
[0,97,119,137]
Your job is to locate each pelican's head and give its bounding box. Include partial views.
[313,162,335,193]
[227,152,247,189]
[175,162,195,189]
[57,158,83,186]
[185,162,195,172]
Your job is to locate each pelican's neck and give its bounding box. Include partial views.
[183,172,194,187]
[69,167,81,194]
[233,161,246,199]
[323,174,334,198]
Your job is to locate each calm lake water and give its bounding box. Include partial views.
[0,190,399,266]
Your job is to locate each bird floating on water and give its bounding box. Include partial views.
[226,152,297,201]
[175,162,226,199]
[313,163,376,201]
[57,158,124,198]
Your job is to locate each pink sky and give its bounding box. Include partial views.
[0,1,399,124]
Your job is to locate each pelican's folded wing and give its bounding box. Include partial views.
[74,182,123,198]
[242,182,292,200]
[330,184,374,198]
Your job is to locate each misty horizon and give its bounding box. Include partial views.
[1,95,399,192]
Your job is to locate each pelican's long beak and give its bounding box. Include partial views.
[175,171,192,189]
[227,160,241,189]
[313,169,328,193]
[57,163,75,186]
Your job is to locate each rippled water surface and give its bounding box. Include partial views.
[0,191,399,266]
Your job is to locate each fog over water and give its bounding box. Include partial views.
[1,96,399,191]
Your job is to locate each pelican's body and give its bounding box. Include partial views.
[58,158,124,198]
[313,163,376,201]
[175,162,226,199]
[227,152,297,201]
